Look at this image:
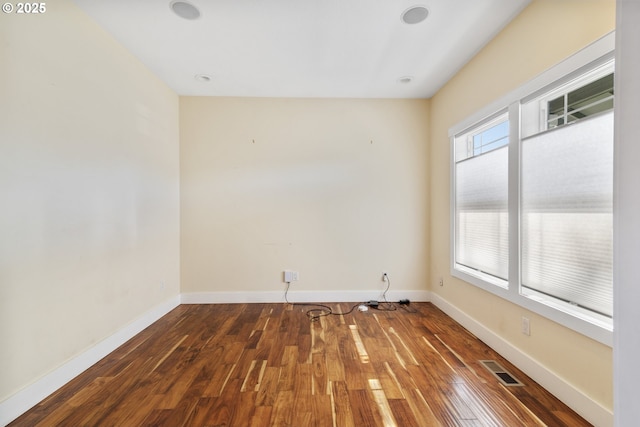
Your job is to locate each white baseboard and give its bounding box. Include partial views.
[180,289,431,305]
[0,296,180,427]
[429,292,613,427]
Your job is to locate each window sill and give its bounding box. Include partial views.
[452,265,613,347]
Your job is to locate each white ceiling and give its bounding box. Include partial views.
[72,0,530,98]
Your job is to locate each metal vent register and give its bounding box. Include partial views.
[480,360,524,386]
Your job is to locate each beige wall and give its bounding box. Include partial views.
[180,97,429,297]
[429,0,616,412]
[0,1,180,401]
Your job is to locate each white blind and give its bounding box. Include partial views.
[455,146,509,280]
[521,111,613,317]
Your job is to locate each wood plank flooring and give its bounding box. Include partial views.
[9,302,592,426]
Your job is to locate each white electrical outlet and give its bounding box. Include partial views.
[382,271,388,281]
[283,270,299,283]
[521,316,531,336]
[439,277,444,286]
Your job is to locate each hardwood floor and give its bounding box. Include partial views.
[10,302,592,426]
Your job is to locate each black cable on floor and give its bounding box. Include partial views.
[284,282,364,321]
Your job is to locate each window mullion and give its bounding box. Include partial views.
[507,101,521,297]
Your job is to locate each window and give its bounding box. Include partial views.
[454,115,509,286]
[471,119,509,156]
[450,34,615,345]
[521,65,614,319]
[546,73,614,129]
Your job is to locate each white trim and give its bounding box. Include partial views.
[614,2,640,425]
[0,296,180,427]
[429,293,613,427]
[181,289,431,305]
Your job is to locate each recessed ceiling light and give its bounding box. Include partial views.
[170,1,200,20]
[401,5,429,25]
[397,76,414,84]
[194,74,212,82]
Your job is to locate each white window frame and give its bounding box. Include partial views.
[449,32,615,346]
[453,110,510,287]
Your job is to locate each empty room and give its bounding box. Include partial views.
[2,0,639,426]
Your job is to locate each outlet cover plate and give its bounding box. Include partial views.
[284,270,299,282]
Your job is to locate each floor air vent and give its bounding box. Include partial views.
[479,360,524,386]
